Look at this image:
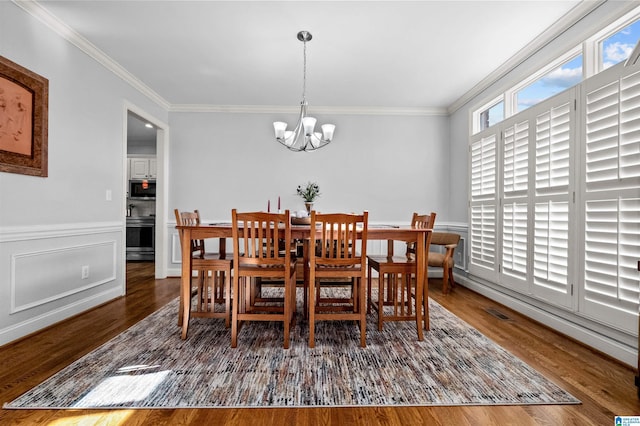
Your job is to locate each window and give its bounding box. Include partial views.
[472,7,640,134]
[479,101,504,132]
[469,62,640,334]
[601,18,640,70]
[515,55,582,113]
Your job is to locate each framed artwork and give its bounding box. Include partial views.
[0,55,48,177]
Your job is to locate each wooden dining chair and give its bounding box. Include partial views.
[367,212,435,331]
[428,232,461,294]
[231,209,296,349]
[174,209,233,334]
[308,211,368,348]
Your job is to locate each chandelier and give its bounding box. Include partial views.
[273,31,335,152]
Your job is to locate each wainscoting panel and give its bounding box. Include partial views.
[11,241,117,313]
[0,222,124,346]
[170,231,183,265]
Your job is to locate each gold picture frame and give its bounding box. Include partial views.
[0,55,48,177]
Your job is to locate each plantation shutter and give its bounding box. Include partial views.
[503,121,529,195]
[501,119,530,290]
[502,202,528,287]
[530,93,574,308]
[582,64,640,333]
[535,102,571,194]
[469,131,498,281]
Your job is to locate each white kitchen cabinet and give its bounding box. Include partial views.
[129,157,157,179]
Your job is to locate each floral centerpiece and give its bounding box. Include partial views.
[296,181,320,215]
[297,181,320,202]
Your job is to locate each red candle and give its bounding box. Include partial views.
[267,200,270,212]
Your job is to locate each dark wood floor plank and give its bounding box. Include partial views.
[0,262,638,425]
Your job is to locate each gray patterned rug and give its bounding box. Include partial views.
[4,294,579,409]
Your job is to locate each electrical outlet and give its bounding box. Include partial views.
[81,265,90,279]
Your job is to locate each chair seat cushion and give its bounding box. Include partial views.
[428,252,453,268]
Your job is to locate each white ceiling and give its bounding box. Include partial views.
[34,0,585,112]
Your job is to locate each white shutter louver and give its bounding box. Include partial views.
[536,102,571,194]
[585,81,620,188]
[502,202,528,281]
[470,204,497,270]
[533,201,569,296]
[584,198,640,320]
[503,121,529,195]
[619,70,640,183]
[471,134,497,198]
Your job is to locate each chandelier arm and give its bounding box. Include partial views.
[278,102,307,149]
[308,134,331,150]
[291,101,307,139]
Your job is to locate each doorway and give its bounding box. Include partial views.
[126,111,157,263]
[124,105,169,279]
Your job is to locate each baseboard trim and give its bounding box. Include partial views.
[458,275,636,367]
[0,287,122,347]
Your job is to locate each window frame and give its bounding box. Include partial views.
[587,10,640,73]
[507,47,583,115]
[473,95,504,135]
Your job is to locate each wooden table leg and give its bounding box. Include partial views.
[177,228,184,327]
[415,231,425,341]
[303,238,309,318]
[180,228,192,340]
[422,231,430,331]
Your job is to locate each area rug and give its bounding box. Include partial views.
[4,294,579,409]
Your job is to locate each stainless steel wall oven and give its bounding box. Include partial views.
[126,216,155,261]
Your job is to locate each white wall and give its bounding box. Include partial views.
[169,111,449,219]
[0,2,168,345]
[166,111,450,273]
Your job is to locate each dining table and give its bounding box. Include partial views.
[175,221,433,342]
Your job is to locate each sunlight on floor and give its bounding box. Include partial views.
[72,365,171,407]
[48,410,134,425]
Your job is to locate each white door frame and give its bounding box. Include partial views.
[123,101,170,279]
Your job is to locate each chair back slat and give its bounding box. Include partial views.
[174,209,205,256]
[311,211,368,267]
[406,211,436,258]
[232,210,291,267]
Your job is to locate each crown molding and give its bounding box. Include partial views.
[447,0,608,114]
[14,0,171,110]
[13,1,448,118]
[20,0,611,119]
[169,104,447,116]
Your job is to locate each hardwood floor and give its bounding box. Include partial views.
[0,262,638,425]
